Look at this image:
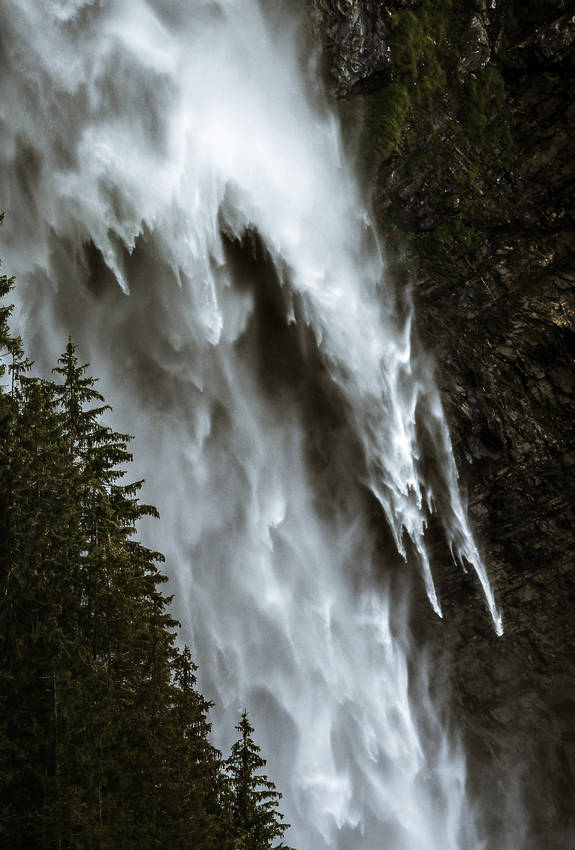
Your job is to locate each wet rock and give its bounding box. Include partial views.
[307,0,575,843]
[505,13,575,68]
[308,0,390,94]
[534,13,575,65]
[458,15,491,75]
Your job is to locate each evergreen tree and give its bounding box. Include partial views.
[49,339,238,849]
[0,364,89,848]
[225,711,293,850]
[0,335,229,848]
[0,270,293,849]
[0,245,22,595]
[49,341,229,848]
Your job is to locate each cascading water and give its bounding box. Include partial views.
[0,1,501,847]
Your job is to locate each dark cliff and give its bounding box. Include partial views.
[308,1,575,846]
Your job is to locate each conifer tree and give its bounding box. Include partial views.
[47,339,233,849]
[225,711,293,850]
[0,248,22,584]
[0,269,293,849]
[0,360,89,848]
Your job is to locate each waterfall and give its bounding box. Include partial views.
[0,1,501,847]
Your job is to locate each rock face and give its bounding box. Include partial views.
[309,0,575,845]
[505,11,575,67]
[458,14,491,74]
[307,0,391,93]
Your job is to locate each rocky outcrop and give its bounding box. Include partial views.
[504,11,575,68]
[307,0,391,93]
[458,14,491,74]
[309,0,575,845]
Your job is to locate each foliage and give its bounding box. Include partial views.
[356,84,411,165]
[457,65,508,142]
[225,711,293,850]
[0,273,292,849]
[335,0,516,281]
[340,0,512,175]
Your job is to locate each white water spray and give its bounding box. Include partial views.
[0,1,500,847]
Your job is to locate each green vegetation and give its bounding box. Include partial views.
[342,0,511,166]
[0,266,293,850]
[350,83,411,164]
[458,65,507,140]
[225,712,294,850]
[341,0,457,171]
[337,0,515,278]
[388,4,450,107]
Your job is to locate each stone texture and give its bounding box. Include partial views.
[307,0,391,93]
[458,14,492,74]
[505,12,575,68]
[309,0,575,844]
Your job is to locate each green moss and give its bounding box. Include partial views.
[337,0,515,277]
[458,66,507,140]
[362,84,411,164]
[389,2,452,108]
[390,10,424,83]
[340,0,464,167]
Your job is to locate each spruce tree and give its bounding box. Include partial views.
[0,364,89,848]
[225,711,293,850]
[48,339,232,849]
[0,331,231,848]
[0,270,292,849]
[0,250,22,592]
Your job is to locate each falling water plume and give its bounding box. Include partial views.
[0,1,501,847]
